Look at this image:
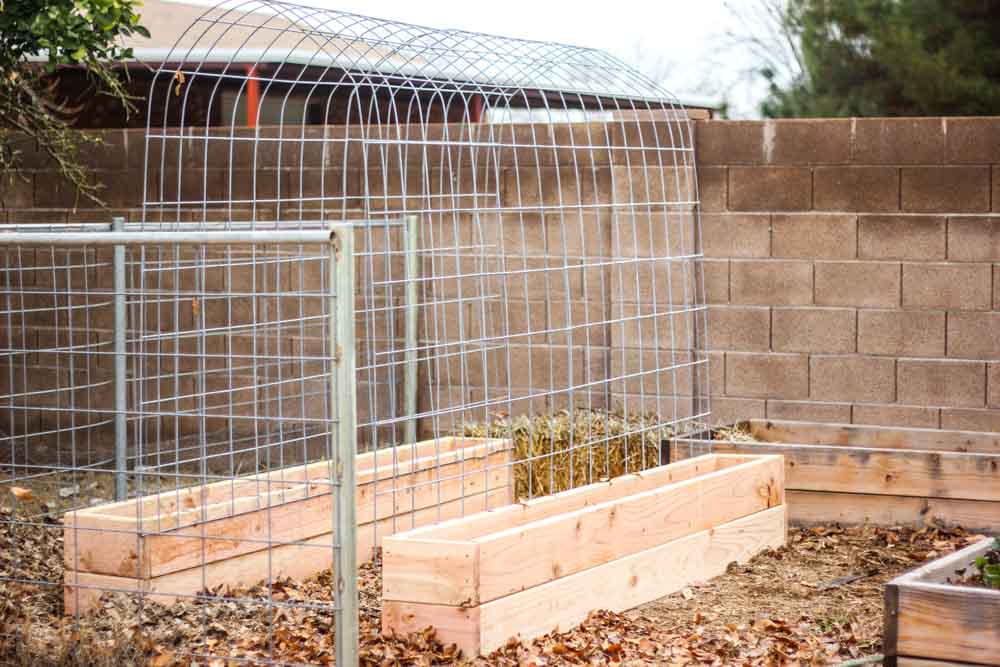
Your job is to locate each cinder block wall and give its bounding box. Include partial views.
[2,116,999,435]
[697,117,1000,430]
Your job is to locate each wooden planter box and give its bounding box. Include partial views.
[884,538,1000,666]
[671,420,1000,532]
[63,436,511,613]
[381,453,786,656]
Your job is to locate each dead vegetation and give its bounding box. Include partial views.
[464,409,665,499]
[0,491,979,667]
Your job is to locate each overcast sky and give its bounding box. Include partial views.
[289,0,770,117]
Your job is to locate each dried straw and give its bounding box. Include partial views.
[464,409,667,500]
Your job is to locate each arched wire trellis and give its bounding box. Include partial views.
[0,1,709,664]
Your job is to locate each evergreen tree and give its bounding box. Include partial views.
[761,0,1000,117]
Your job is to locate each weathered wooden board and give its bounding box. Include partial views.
[383,454,783,606]
[885,538,1000,666]
[671,420,1000,530]
[383,505,787,657]
[64,437,511,578]
[788,490,1000,532]
[64,485,511,614]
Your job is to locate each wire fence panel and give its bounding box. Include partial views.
[2,2,708,665]
[1,228,357,665]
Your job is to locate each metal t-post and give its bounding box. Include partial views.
[112,216,128,501]
[330,224,358,666]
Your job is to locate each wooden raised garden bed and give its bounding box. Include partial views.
[381,453,786,656]
[63,436,512,613]
[671,420,1000,532]
[884,537,1000,666]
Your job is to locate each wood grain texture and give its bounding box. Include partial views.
[383,454,778,606]
[671,440,1000,502]
[787,490,1000,532]
[64,439,511,577]
[746,419,1000,454]
[64,486,509,615]
[382,506,787,656]
[886,538,1000,665]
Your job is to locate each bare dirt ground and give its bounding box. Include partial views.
[0,492,980,667]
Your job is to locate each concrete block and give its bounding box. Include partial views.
[771,307,856,353]
[771,213,856,259]
[695,120,763,164]
[725,352,808,399]
[729,167,811,212]
[940,408,1000,433]
[814,261,900,308]
[708,397,766,426]
[852,404,939,429]
[947,217,1000,262]
[707,306,770,352]
[857,309,945,357]
[946,312,1000,359]
[901,262,991,310]
[810,355,896,403]
[990,363,1000,408]
[730,260,812,306]
[697,167,727,212]
[858,215,946,260]
[901,167,990,213]
[768,119,852,164]
[853,118,945,164]
[813,167,899,212]
[700,213,770,258]
[766,399,852,423]
[945,117,1000,164]
[897,359,985,408]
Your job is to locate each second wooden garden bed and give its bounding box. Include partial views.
[884,537,1000,666]
[381,453,786,656]
[671,420,1000,532]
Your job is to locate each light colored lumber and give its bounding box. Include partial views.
[745,419,1000,454]
[64,441,510,577]
[383,455,783,605]
[64,485,509,614]
[788,490,1000,532]
[382,505,787,657]
[392,454,753,542]
[672,440,1000,502]
[81,436,506,522]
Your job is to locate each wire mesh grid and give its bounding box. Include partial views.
[1,1,709,664]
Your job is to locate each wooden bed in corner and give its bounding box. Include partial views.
[884,537,1000,666]
[381,453,787,656]
[63,436,512,614]
[671,420,1000,532]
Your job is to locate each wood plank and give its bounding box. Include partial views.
[82,436,507,522]
[391,454,754,542]
[788,490,1000,532]
[744,419,1000,454]
[895,581,1000,665]
[382,505,787,656]
[65,446,510,578]
[671,440,1000,502]
[64,485,510,615]
[385,456,783,606]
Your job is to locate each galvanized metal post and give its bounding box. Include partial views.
[112,216,128,501]
[403,214,419,446]
[330,224,358,666]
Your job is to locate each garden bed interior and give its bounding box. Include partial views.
[381,452,786,655]
[671,419,1000,533]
